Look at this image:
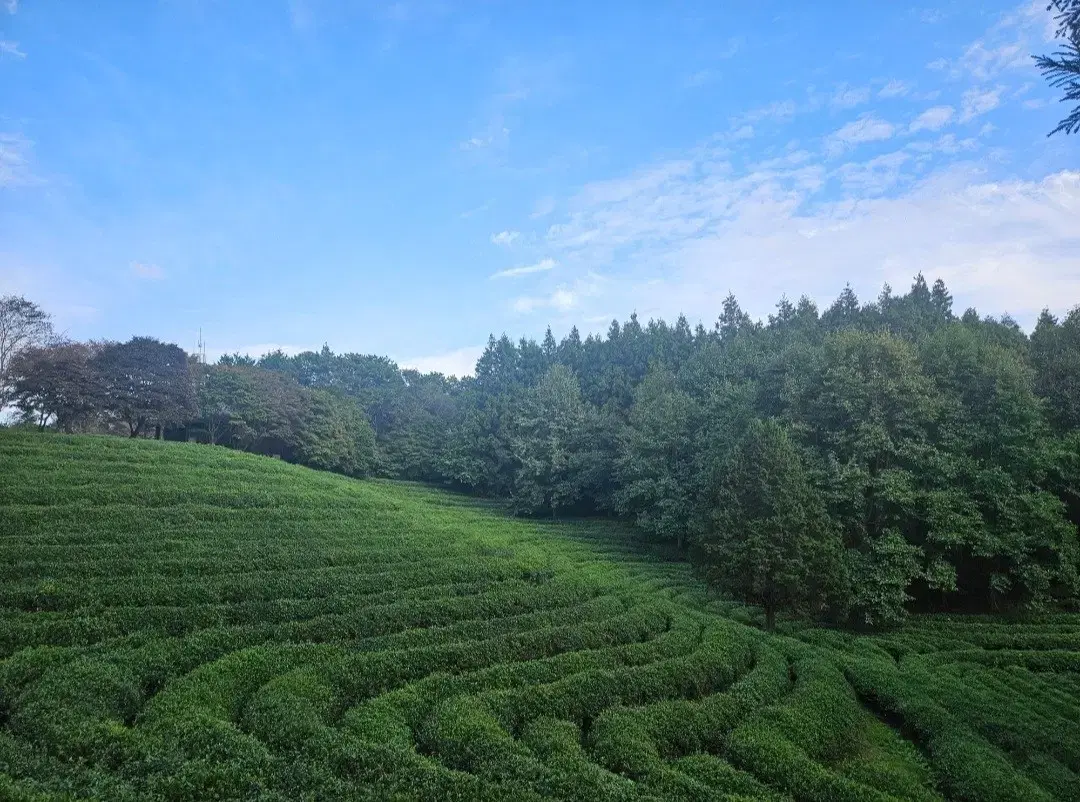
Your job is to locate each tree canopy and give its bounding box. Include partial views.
[9,275,1080,629]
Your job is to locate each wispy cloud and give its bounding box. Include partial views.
[530,196,556,219]
[731,100,797,127]
[0,133,36,187]
[837,151,912,195]
[531,112,1078,328]
[684,69,717,89]
[287,0,314,32]
[933,0,1056,82]
[909,105,956,132]
[460,53,571,160]
[490,230,520,246]
[960,86,1003,121]
[512,286,578,314]
[491,257,557,280]
[831,83,871,109]
[0,40,24,58]
[878,79,911,98]
[131,262,165,280]
[5,0,17,14]
[460,124,509,150]
[826,114,896,156]
[459,201,491,219]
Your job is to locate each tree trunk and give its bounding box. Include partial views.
[765,605,776,632]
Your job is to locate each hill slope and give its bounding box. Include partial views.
[0,433,1077,801]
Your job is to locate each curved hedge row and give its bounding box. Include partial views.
[0,433,1077,800]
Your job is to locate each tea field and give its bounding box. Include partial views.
[0,432,1077,801]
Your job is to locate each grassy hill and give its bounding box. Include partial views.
[0,433,1077,801]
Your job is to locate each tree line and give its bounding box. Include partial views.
[3,275,1080,629]
[0,309,375,477]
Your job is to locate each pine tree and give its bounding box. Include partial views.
[696,418,845,630]
[1035,0,1080,136]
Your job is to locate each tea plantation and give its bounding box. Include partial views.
[0,433,1077,801]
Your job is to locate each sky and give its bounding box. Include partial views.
[1,0,1078,376]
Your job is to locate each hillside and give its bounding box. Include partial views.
[0,433,1078,801]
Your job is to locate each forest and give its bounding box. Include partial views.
[4,274,1080,631]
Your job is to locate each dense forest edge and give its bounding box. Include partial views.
[4,273,1080,631]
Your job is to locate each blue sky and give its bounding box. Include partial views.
[1,0,1077,375]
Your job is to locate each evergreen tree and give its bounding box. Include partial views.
[510,364,588,517]
[695,418,845,630]
[1035,0,1080,136]
[615,370,702,549]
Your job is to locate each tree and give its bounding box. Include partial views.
[9,341,102,431]
[615,370,702,549]
[1031,307,1080,431]
[695,419,845,630]
[1035,0,1080,136]
[95,337,196,437]
[0,295,53,408]
[791,329,940,627]
[922,322,1079,609]
[294,389,376,476]
[509,364,588,517]
[197,365,302,450]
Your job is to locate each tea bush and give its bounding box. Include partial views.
[0,432,1077,800]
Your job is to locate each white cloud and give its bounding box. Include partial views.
[460,201,491,219]
[490,257,557,280]
[826,114,896,156]
[836,151,912,195]
[513,286,577,314]
[909,105,956,132]
[490,230,520,246]
[0,133,35,187]
[5,0,16,14]
[731,125,754,141]
[531,195,556,218]
[399,345,483,378]
[0,40,24,57]
[684,69,717,89]
[878,80,911,98]
[1022,98,1047,110]
[938,1,1056,81]
[461,129,509,150]
[831,84,871,109]
[732,100,797,127]
[511,274,604,315]
[537,130,1080,327]
[131,262,165,280]
[960,86,1003,121]
[927,58,949,71]
[907,133,978,154]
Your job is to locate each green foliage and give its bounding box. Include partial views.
[1034,0,1080,136]
[696,419,847,630]
[62,275,1063,633]
[509,364,591,517]
[95,337,197,436]
[0,433,1077,800]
